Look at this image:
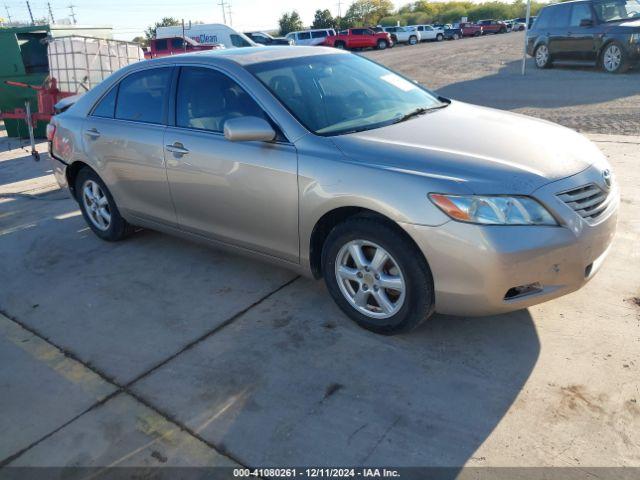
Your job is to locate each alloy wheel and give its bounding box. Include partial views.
[82,179,111,231]
[535,45,549,67]
[603,44,621,72]
[335,240,406,319]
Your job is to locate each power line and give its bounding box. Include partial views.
[25,0,34,24]
[67,2,76,23]
[47,1,54,23]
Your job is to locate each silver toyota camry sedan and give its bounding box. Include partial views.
[47,46,618,334]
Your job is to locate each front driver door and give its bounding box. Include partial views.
[164,66,299,263]
[567,3,598,60]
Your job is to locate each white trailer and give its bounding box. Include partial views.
[155,24,255,49]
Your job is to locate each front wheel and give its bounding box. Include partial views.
[601,42,629,73]
[76,168,134,241]
[534,44,552,69]
[334,41,346,50]
[474,31,481,37]
[376,39,388,50]
[322,216,435,335]
[452,33,460,40]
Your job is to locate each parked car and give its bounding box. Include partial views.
[284,29,336,46]
[511,18,528,31]
[47,47,618,334]
[478,19,509,34]
[324,28,392,50]
[244,31,292,46]
[143,37,224,59]
[378,26,421,45]
[408,24,445,41]
[156,23,254,49]
[457,21,483,37]
[527,0,640,73]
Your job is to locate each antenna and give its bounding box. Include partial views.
[68,3,76,24]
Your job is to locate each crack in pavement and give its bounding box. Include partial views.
[0,274,301,468]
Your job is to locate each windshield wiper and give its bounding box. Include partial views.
[393,103,448,125]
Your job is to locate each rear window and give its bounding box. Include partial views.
[115,68,172,124]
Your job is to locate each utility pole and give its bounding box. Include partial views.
[336,0,343,18]
[4,4,13,24]
[226,0,232,26]
[181,19,191,52]
[47,1,54,23]
[68,3,76,23]
[25,0,34,24]
[218,0,226,24]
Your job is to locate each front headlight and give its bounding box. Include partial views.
[429,194,557,225]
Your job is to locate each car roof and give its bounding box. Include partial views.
[142,46,347,67]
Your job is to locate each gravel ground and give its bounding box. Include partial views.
[364,31,640,136]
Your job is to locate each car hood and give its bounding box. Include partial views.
[330,100,606,195]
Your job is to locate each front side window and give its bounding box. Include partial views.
[248,54,444,136]
[91,86,118,118]
[172,38,184,49]
[230,34,252,47]
[176,67,267,133]
[115,68,172,124]
[593,0,640,21]
[154,39,168,51]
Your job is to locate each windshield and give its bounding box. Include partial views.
[247,54,444,136]
[594,0,640,21]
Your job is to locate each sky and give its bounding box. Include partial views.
[2,0,408,40]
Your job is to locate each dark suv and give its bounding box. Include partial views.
[527,0,640,73]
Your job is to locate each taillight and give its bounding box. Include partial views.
[46,123,56,141]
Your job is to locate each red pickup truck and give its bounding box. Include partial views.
[323,28,392,50]
[458,22,483,37]
[477,20,508,34]
[143,37,224,59]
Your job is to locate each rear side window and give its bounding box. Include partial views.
[154,39,167,51]
[298,32,311,40]
[312,30,328,38]
[115,68,172,124]
[91,86,117,118]
[570,3,593,26]
[176,67,267,133]
[534,8,552,29]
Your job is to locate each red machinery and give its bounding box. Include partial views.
[0,77,74,160]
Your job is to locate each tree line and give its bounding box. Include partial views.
[279,0,548,35]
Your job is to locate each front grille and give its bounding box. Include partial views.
[557,183,609,221]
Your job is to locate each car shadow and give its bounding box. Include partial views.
[437,58,640,110]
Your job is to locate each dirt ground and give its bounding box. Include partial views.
[365,31,640,136]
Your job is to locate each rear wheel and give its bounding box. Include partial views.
[474,31,481,37]
[601,42,629,73]
[322,216,435,335]
[436,33,444,42]
[452,32,460,40]
[334,41,346,49]
[376,39,388,50]
[534,44,552,69]
[75,168,133,241]
[408,35,418,45]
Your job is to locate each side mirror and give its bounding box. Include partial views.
[224,116,276,142]
[579,18,593,27]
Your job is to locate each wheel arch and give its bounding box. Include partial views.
[66,160,93,199]
[308,206,426,279]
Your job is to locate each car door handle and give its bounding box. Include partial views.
[165,143,189,155]
[84,128,100,138]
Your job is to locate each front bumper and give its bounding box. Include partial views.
[402,166,619,316]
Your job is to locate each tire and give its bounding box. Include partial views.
[601,42,629,73]
[474,31,481,37]
[436,33,444,42]
[452,33,460,40]
[391,34,398,45]
[75,168,134,242]
[499,27,506,33]
[376,39,387,50]
[334,41,346,50]
[534,43,552,69]
[408,35,418,45]
[321,216,435,335]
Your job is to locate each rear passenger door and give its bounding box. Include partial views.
[547,3,572,59]
[82,67,177,226]
[163,66,299,262]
